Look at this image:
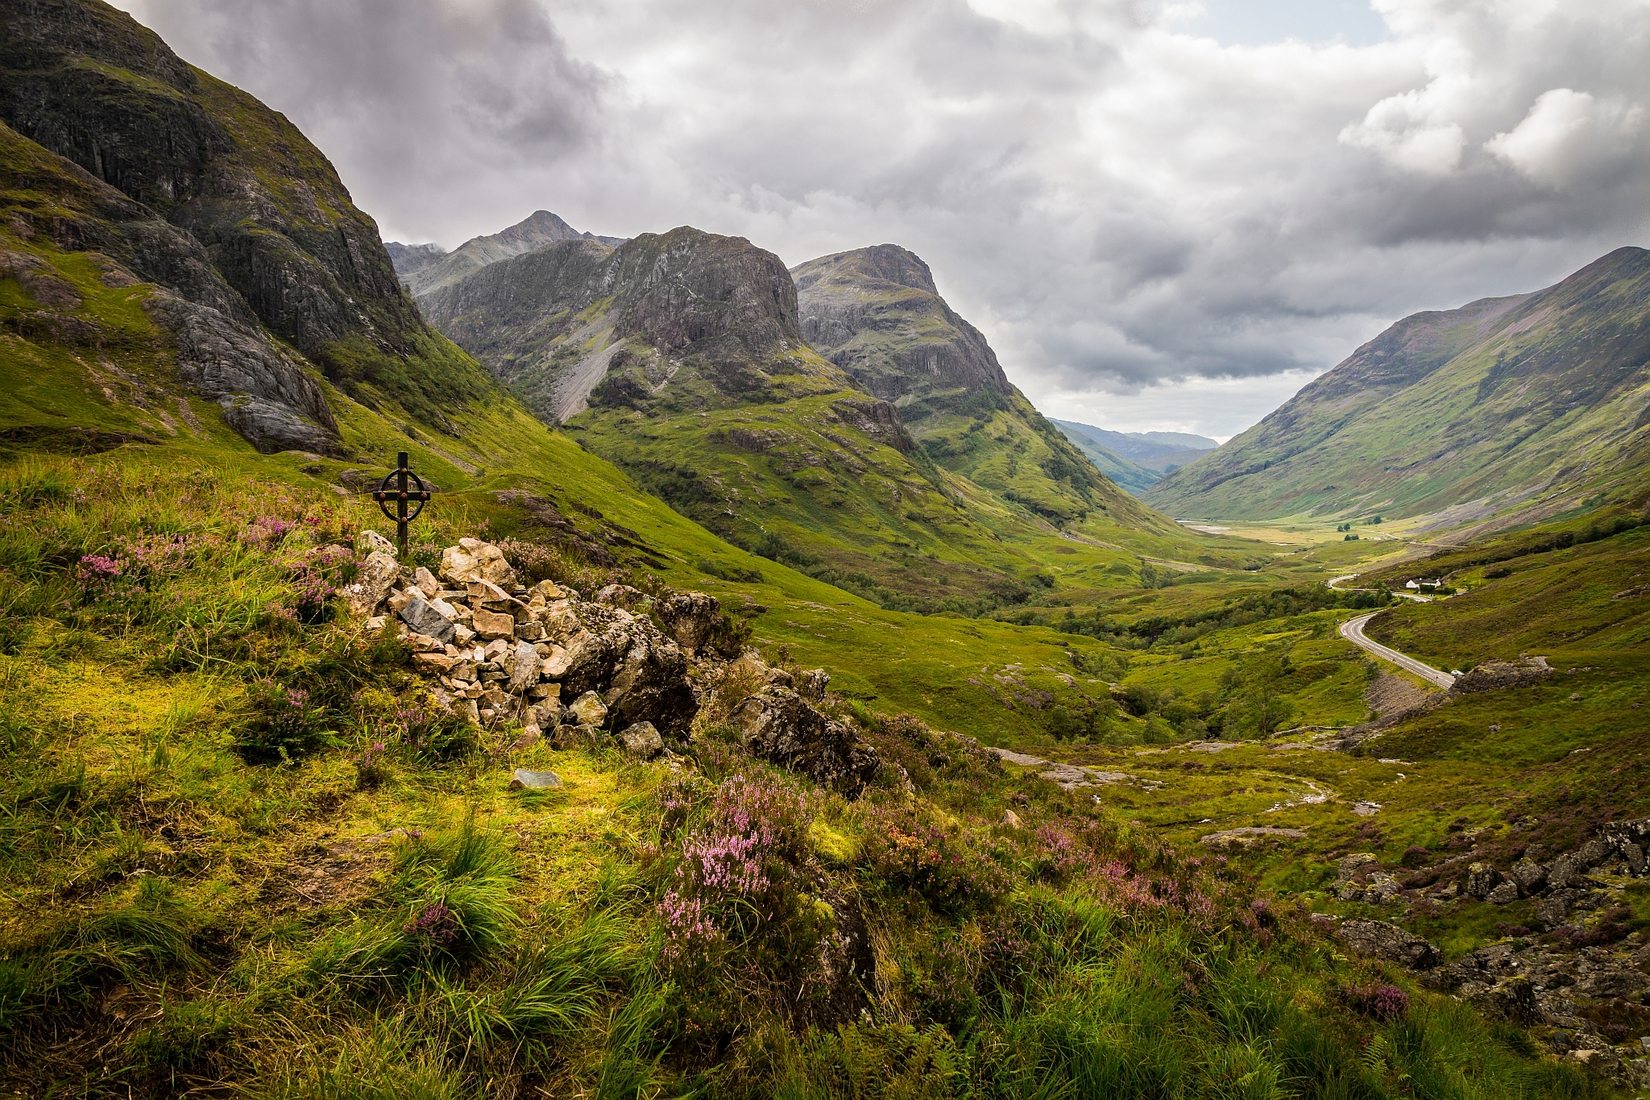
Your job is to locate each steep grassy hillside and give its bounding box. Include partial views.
[792,245,1183,539]
[0,454,1603,1098]
[1148,248,1650,529]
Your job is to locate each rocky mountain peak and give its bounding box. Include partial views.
[794,244,939,297]
[498,209,581,245]
[403,208,601,296]
[791,245,1011,402]
[605,226,801,354]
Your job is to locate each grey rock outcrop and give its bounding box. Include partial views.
[729,685,879,797]
[343,551,401,617]
[1337,919,1443,969]
[1452,656,1553,694]
[348,536,880,797]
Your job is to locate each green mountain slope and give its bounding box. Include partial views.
[791,245,1182,534]
[0,0,496,446]
[417,226,1218,608]
[1146,247,1650,529]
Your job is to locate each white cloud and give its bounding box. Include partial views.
[1486,88,1647,188]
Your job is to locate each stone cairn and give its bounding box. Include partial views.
[341,533,879,795]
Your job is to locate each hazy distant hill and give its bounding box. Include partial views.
[1146,247,1650,530]
[390,210,617,297]
[1049,419,1217,494]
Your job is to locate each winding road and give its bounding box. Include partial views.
[1339,611,1456,690]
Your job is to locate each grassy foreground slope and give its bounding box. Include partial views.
[1148,247,1650,531]
[0,455,1601,1098]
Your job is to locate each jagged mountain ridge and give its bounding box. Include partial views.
[393,209,625,298]
[417,223,1103,607]
[1146,246,1650,529]
[792,244,1178,534]
[415,222,1213,604]
[0,0,494,451]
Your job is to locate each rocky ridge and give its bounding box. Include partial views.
[417,224,836,422]
[0,0,494,452]
[344,532,881,797]
[1327,818,1650,1085]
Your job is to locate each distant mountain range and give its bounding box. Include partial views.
[1048,420,1218,494]
[1146,247,1650,532]
[396,215,1202,604]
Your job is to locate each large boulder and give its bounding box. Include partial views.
[561,603,699,736]
[729,687,879,797]
[617,721,665,760]
[655,591,725,656]
[1603,818,1650,874]
[1452,656,1552,693]
[1337,919,1442,969]
[342,550,400,617]
[439,538,517,588]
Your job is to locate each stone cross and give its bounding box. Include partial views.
[371,451,432,558]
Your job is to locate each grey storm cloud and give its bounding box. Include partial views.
[110,0,1650,437]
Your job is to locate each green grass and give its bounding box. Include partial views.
[0,456,1605,1097]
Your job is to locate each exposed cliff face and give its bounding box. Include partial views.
[419,225,848,421]
[0,0,492,450]
[1147,247,1650,528]
[793,244,1012,406]
[0,114,340,453]
[792,245,1172,532]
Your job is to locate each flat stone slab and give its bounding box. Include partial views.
[509,768,562,790]
[1199,826,1306,848]
[987,747,1158,791]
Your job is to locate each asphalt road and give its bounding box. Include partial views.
[1339,611,1457,690]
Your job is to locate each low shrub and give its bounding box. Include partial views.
[236,680,337,764]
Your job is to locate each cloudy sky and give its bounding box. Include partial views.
[112,0,1649,440]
